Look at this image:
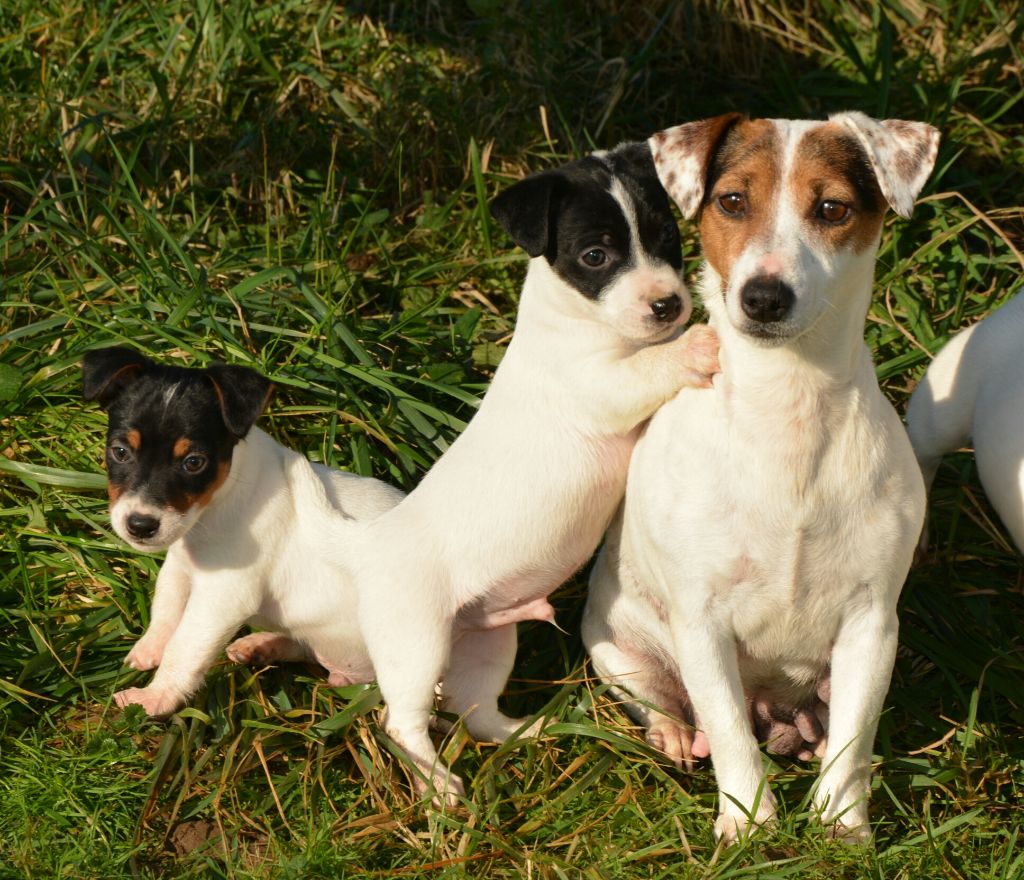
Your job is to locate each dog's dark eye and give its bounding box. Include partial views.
[580,248,608,268]
[817,200,850,223]
[109,445,131,464]
[718,193,747,216]
[182,454,208,475]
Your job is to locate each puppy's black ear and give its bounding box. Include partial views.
[607,141,655,176]
[490,171,563,258]
[82,346,152,408]
[205,363,273,438]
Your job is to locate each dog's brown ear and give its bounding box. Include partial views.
[82,346,152,408]
[205,363,273,438]
[490,170,564,258]
[829,112,940,219]
[648,113,744,219]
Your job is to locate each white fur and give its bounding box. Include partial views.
[906,293,1024,552]
[112,427,404,716]
[584,114,938,843]
[337,247,718,803]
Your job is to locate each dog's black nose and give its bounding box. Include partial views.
[126,513,160,540]
[650,294,682,323]
[740,276,794,324]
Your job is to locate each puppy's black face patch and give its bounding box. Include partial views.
[491,143,682,302]
[104,369,238,514]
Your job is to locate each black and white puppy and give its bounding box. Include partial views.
[331,143,720,803]
[83,347,404,715]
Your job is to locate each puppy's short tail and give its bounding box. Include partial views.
[286,453,359,536]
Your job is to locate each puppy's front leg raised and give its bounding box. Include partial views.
[115,577,255,716]
[125,546,192,671]
[670,611,776,842]
[813,603,899,841]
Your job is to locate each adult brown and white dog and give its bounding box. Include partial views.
[583,112,939,842]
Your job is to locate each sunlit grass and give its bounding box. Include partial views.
[1,0,1023,876]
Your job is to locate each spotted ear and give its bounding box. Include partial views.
[205,363,273,438]
[490,170,564,258]
[82,346,152,408]
[829,111,940,219]
[648,113,744,219]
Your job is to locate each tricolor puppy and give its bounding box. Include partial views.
[334,143,719,802]
[907,292,1024,553]
[83,347,404,715]
[583,113,939,842]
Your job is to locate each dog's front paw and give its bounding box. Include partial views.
[125,636,167,671]
[114,686,182,717]
[411,765,465,809]
[827,818,871,845]
[676,323,720,386]
[714,793,777,845]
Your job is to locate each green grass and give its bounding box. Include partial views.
[2,0,1023,876]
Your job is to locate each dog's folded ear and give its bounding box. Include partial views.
[490,171,563,258]
[648,113,745,219]
[205,363,274,438]
[82,346,152,407]
[829,112,941,219]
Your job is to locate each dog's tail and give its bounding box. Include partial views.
[285,452,363,538]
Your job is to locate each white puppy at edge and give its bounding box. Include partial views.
[82,347,405,716]
[907,292,1024,552]
[583,112,940,843]
[329,143,720,804]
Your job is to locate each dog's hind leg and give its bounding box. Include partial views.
[587,635,702,770]
[439,624,542,743]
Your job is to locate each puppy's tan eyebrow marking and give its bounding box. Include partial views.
[173,438,191,458]
[126,429,141,450]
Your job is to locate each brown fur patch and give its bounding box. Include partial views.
[107,483,123,505]
[126,429,141,450]
[173,438,191,458]
[167,460,230,513]
[698,119,781,288]
[792,125,885,254]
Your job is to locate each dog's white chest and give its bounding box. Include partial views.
[636,373,923,667]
